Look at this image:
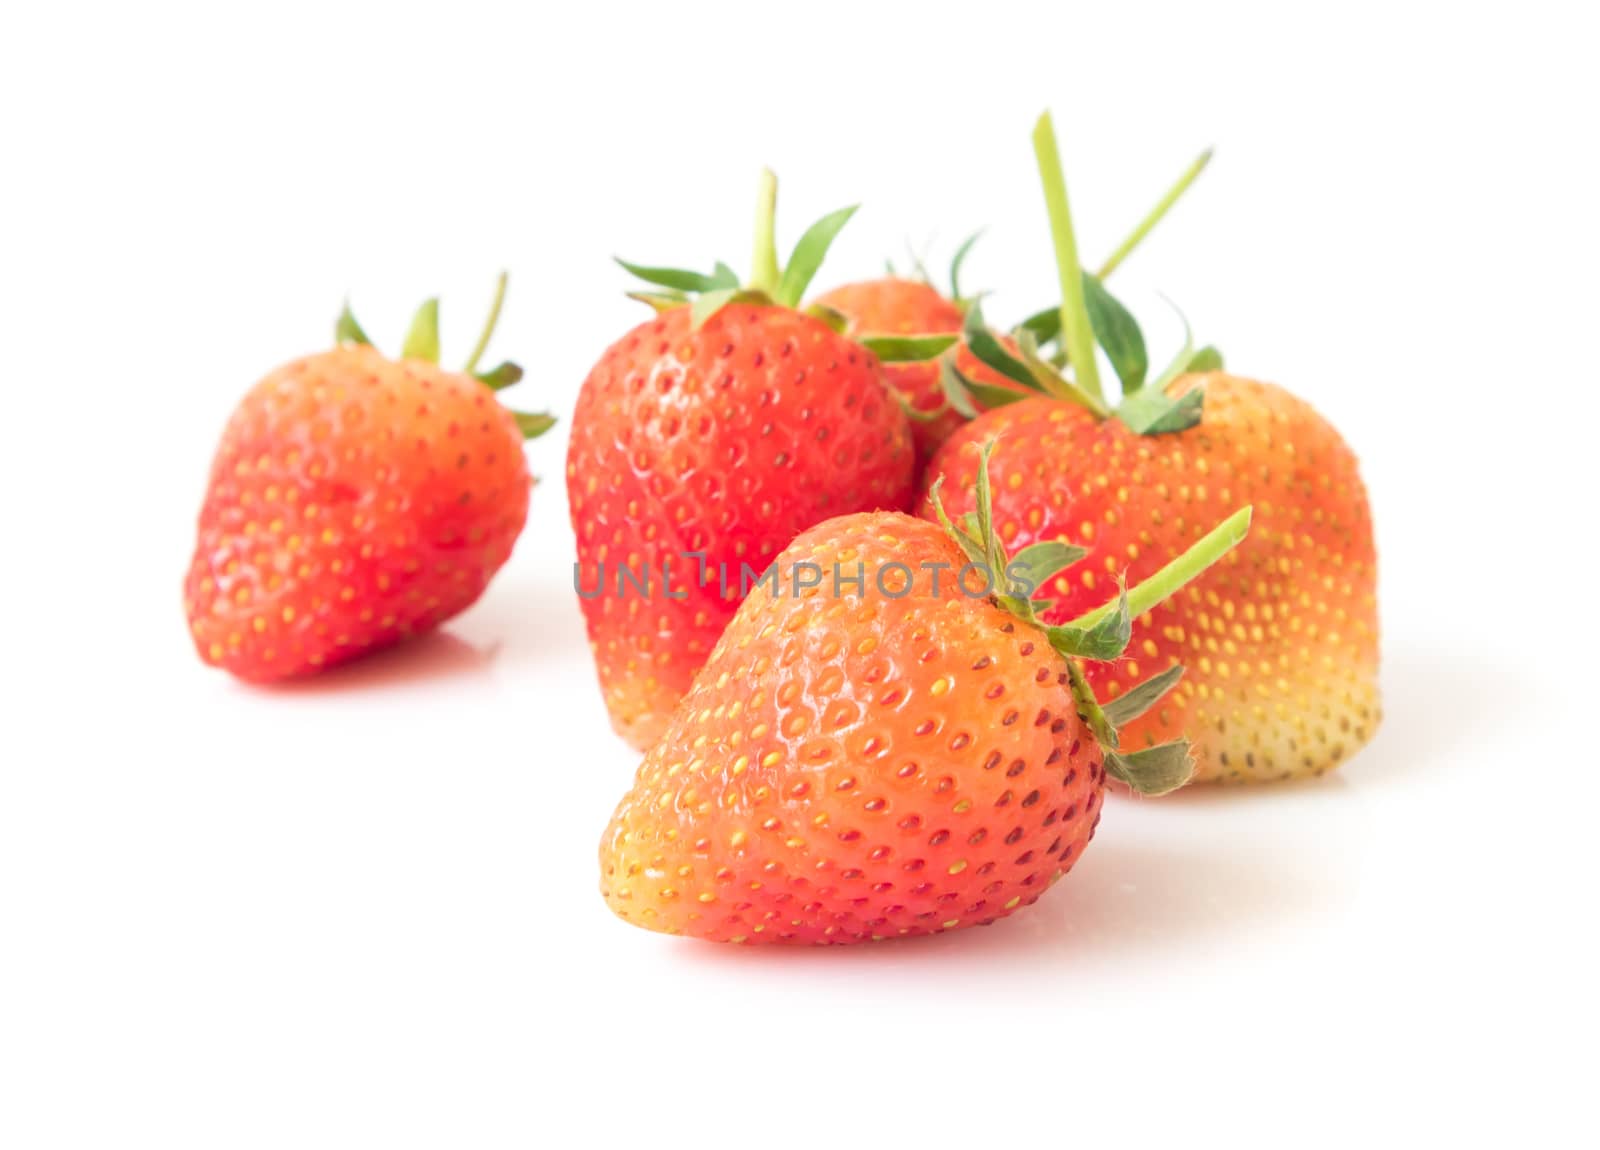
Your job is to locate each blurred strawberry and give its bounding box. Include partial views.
[185,276,552,681]
[922,114,1377,784]
[568,173,917,750]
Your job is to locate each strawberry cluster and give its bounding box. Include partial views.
[183,112,1379,946]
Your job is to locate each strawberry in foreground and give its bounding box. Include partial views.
[599,443,1251,944]
[185,276,553,681]
[815,153,1212,473]
[569,172,916,752]
[923,113,1379,783]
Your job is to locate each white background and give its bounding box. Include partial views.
[3,2,1596,1145]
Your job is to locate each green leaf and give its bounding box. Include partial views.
[1145,391,1205,433]
[1047,580,1132,661]
[401,298,440,363]
[615,259,729,294]
[335,301,372,347]
[1117,386,1204,435]
[474,361,523,391]
[857,333,960,362]
[926,477,986,567]
[775,204,858,307]
[1015,305,1059,346]
[949,230,983,300]
[806,303,849,335]
[1104,741,1195,796]
[962,377,1033,412]
[1101,664,1185,727]
[938,358,980,419]
[1139,293,1220,391]
[1081,274,1148,392]
[970,439,1005,583]
[690,287,741,329]
[1007,540,1087,599]
[963,304,1044,392]
[1015,329,1112,418]
[626,290,688,313]
[510,411,557,440]
[710,262,741,290]
[1145,301,1198,394]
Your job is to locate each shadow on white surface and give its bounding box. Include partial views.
[983,834,1336,958]
[260,630,501,695]
[1145,770,1351,809]
[451,570,591,667]
[658,828,1338,971]
[1347,636,1504,789]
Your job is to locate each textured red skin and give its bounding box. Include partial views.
[185,346,531,681]
[814,280,967,471]
[813,279,1020,474]
[599,512,1107,945]
[568,305,916,752]
[922,375,1381,783]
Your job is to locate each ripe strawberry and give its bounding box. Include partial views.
[185,276,554,682]
[569,173,917,751]
[815,151,1212,475]
[814,259,1017,472]
[922,113,1378,783]
[598,443,1251,944]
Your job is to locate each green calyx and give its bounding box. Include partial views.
[617,169,858,330]
[334,272,555,441]
[939,112,1220,438]
[928,439,1253,795]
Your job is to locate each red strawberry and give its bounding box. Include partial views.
[814,263,1019,472]
[815,154,1211,476]
[568,173,917,751]
[598,443,1251,944]
[185,277,553,681]
[922,113,1378,783]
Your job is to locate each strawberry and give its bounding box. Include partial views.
[598,442,1251,944]
[812,241,975,467]
[815,153,1211,476]
[185,276,554,682]
[568,172,918,752]
[922,113,1378,784]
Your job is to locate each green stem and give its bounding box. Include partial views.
[749,168,781,294]
[401,298,441,363]
[1068,506,1253,628]
[1032,111,1103,404]
[1095,148,1213,280]
[462,271,508,373]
